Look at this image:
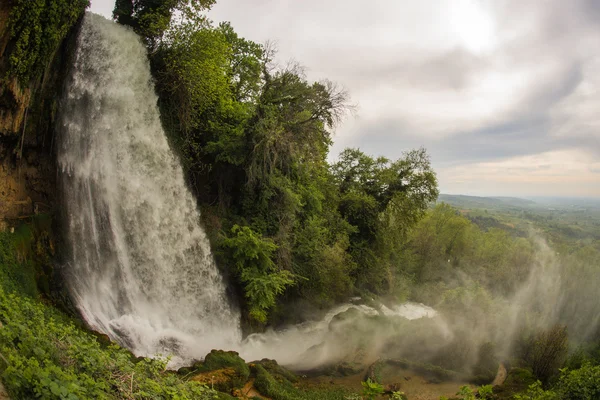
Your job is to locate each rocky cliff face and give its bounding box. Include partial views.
[0,0,29,137]
[0,0,84,230]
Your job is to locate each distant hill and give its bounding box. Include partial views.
[438,194,537,210]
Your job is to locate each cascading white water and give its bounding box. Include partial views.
[58,13,241,366]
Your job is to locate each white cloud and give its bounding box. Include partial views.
[550,57,600,141]
[90,0,600,197]
[89,0,113,18]
[439,150,600,197]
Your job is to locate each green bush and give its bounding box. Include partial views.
[221,225,296,323]
[361,378,384,400]
[0,279,218,398]
[456,385,475,400]
[8,0,89,83]
[557,362,600,400]
[0,231,37,296]
[513,381,559,400]
[251,364,352,400]
[477,384,493,400]
[523,325,569,385]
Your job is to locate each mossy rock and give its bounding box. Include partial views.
[256,358,298,383]
[252,363,299,400]
[329,361,363,377]
[329,307,362,326]
[203,350,250,375]
[190,350,251,391]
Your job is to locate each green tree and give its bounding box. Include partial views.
[7,0,89,83]
[218,22,264,103]
[332,147,438,292]
[221,225,296,323]
[114,0,215,47]
[401,203,473,282]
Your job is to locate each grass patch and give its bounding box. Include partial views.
[383,358,459,382]
[0,230,219,399]
[252,363,354,400]
[0,230,38,297]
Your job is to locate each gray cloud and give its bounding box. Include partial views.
[89,0,600,197]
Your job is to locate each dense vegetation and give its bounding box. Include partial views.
[402,201,600,399]
[6,0,89,83]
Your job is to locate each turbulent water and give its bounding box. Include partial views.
[240,302,438,369]
[58,13,241,365]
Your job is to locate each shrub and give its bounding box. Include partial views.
[523,325,569,385]
[513,381,559,400]
[361,378,384,400]
[221,225,296,323]
[557,362,600,400]
[8,0,89,83]
[456,385,475,400]
[477,384,493,400]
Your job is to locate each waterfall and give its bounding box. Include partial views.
[58,13,241,366]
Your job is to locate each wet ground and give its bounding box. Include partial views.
[301,365,476,400]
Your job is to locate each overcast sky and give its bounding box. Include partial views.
[90,1,600,198]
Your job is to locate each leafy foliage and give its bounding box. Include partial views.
[391,391,407,400]
[513,381,559,400]
[557,363,600,400]
[456,385,475,400]
[477,384,493,400]
[222,225,295,323]
[0,227,219,399]
[360,378,384,400]
[7,0,89,83]
[113,0,215,47]
[0,288,218,399]
[332,147,438,291]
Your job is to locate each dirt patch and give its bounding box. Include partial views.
[492,363,507,386]
[302,366,475,400]
[0,381,9,400]
[235,378,270,399]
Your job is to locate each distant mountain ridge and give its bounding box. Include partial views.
[438,194,537,210]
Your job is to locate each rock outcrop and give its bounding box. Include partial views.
[0,1,84,229]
